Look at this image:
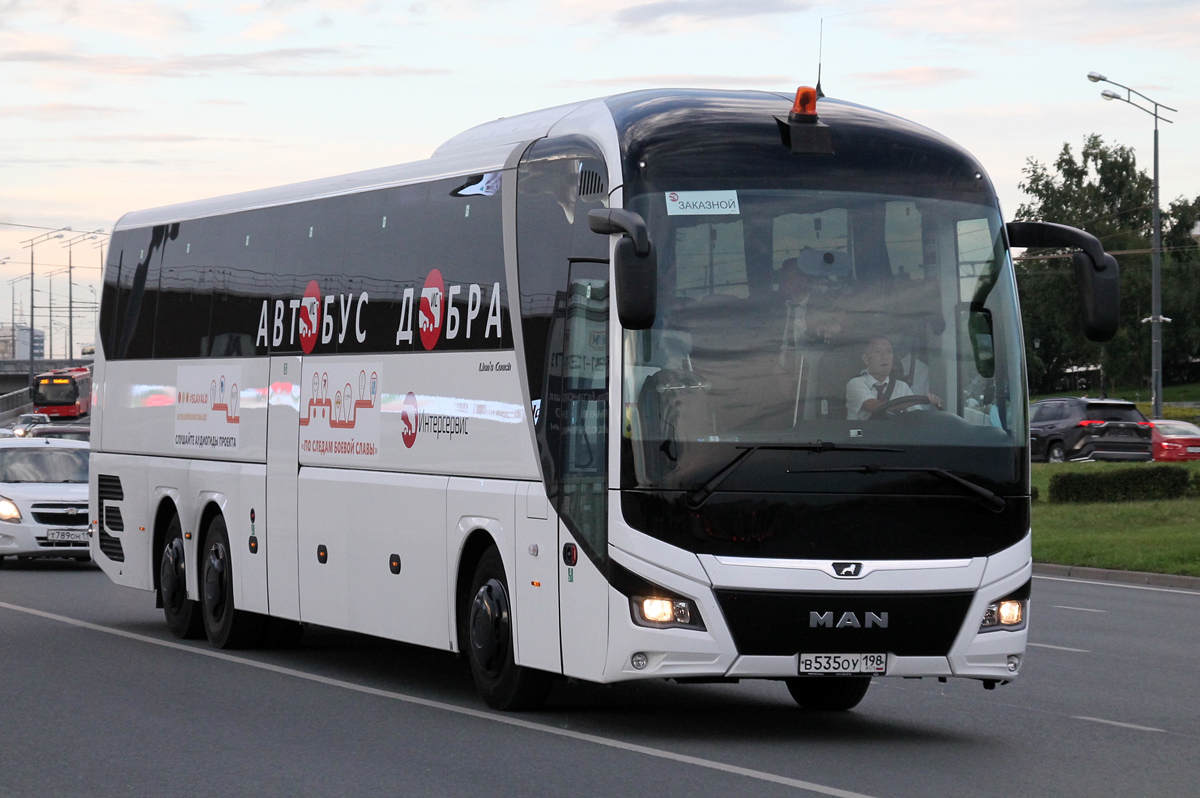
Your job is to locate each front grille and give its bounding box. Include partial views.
[32,504,89,527]
[98,530,124,561]
[97,474,124,501]
[714,589,976,657]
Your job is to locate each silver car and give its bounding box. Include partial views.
[0,438,90,566]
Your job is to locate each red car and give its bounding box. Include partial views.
[1151,420,1200,461]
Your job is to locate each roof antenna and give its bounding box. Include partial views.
[815,18,826,98]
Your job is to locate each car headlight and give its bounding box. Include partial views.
[0,497,22,523]
[980,579,1031,632]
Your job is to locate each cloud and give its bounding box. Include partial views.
[614,0,809,26]
[555,73,794,88]
[0,103,134,121]
[72,134,250,144]
[0,46,448,78]
[848,66,979,89]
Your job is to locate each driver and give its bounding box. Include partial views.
[846,336,942,420]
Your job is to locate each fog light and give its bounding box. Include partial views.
[1007,655,1021,673]
[631,652,648,670]
[642,598,673,623]
[998,600,1023,626]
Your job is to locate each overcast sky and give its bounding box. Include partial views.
[2,0,1196,356]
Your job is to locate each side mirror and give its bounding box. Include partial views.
[588,209,657,330]
[1006,221,1120,342]
[968,307,995,379]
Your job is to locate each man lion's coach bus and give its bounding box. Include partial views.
[91,87,1119,711]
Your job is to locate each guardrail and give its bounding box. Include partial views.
[0,359,92,374]
[0,387,32,425]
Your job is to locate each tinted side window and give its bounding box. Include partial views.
[156,218,217,358]
[100,227,157,359]
[517,137,610,405]
[209,210,273,358]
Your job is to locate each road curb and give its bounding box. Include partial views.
[1033,562,1200,590]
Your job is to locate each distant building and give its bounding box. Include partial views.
[0,326,46,359]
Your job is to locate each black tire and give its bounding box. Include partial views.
[1047,442,1065,463]
[200,515,266,649]
[463,546,552,711]
[786,677,871,711]
[160,514,204,640]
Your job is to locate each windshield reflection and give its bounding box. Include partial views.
[622,190,1026,491]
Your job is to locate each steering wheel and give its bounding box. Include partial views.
[868,394,935,420]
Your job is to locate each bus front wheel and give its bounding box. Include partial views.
[785,676,871,711]
[464,546,552,711]
[200,515,266,649]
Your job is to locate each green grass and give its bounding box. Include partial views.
[1031,382,1200,404]
[1031,461,1200,576]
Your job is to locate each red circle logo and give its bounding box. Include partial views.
[401,391,419,448]
[418,269,445,351]
[300,280,321,354]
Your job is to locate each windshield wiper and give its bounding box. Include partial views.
[786,465,1007,513]
[685,442,906,508]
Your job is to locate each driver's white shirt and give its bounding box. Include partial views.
[846,372,914,420]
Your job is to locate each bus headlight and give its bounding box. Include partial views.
[0,497,22,523]
[980,580,1030,632]
[631,595,704,630]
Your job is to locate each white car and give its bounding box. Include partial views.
[12,413,52,438]
[0,438,90,566]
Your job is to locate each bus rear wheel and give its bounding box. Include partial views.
[785,676,871,711]
[464,546,552,711]
[200,515,266,649]
[160,514,203,639]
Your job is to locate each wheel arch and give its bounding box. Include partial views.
[453,528,501,654]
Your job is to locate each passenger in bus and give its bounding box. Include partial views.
[846,336,942,420]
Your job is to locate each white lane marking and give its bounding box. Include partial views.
[0,601,875,798]
[1052,606,1107,613]
[1073,716,1165,733]
[1034,575,1200,597]
[1028,642,1089,653]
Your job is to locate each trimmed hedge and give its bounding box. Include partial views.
[1048,465,1192,504]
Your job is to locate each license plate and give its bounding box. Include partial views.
[799,653,887,674]
[1188,447,1200,454]
[46,529,88,542]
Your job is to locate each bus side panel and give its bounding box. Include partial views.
[513,482,562,673]
[266,356,302,621]
[348,471,449,648]
[558,526,609,681]
[99,359,268,464]
[188,459,269,614]
[89,451,153,591]
[296,467,352,630]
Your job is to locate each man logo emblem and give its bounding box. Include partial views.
[833,562,863,578]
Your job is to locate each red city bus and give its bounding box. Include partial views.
[32,367,93,418]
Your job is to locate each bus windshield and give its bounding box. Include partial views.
[621,188,1027,492]
[34,378,79,405]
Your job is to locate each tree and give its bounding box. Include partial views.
[1015,134,1200,395]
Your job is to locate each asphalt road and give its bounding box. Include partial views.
[1,560,1197,797]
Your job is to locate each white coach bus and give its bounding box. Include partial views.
[91,86,1119,711]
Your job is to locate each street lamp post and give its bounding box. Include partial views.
[1087,72,1177,419]
[62,230,103,359]
[20,227,70,390]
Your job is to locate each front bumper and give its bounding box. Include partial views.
[600,534,1032,685]
[0,522,91,558]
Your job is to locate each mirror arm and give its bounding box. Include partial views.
[1006,221,1108,272]
[588,209,650,256]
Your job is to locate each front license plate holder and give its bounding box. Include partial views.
[798,653,887,675]
[46,529,88,543]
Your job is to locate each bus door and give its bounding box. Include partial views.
[555,262,611,681]
[265,355,302,620]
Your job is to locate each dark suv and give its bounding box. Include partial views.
[1029,398,1153,463]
